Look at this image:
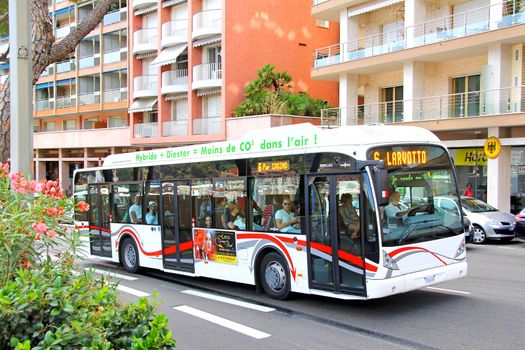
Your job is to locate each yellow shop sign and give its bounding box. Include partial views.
[455,148,487,166]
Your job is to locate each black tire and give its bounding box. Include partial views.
[259,252,290,300]
[120,238,140,273]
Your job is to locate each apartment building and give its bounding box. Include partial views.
[129,0,339,146]
[312,0,525,213]
[33,0,133,189]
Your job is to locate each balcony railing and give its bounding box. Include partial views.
[313,2,525,68]
[321,85,525,126]
[103,49,126,64]
[192,9,221,39]
[133,28,158,54]
[55,96,76,109]
[56,23,75,39]
[78,54,100,69]
[103,88,128,103]
[193,63,221,81]
[162,69,188,94]
[35,100,54,111]
[161,19,188,47]
[78,91,101,106]
[103,9,126,26]
[56,60,75,73]
[134,75,158,98]
[134,122,158,138]
[193,116,221,135]
[162,120,188,136]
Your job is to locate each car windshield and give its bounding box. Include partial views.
[370,145,464,247]
[461,198,497,213]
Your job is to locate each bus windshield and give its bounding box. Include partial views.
[370,145,463,247]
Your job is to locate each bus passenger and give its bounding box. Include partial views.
[204,215,213,228]
[146,201,158,225]
[275,199,300,233]
[129,194,142,224]
[224,201,239,229]
[339,193,360,239]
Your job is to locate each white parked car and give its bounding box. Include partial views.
[434,196,515,244]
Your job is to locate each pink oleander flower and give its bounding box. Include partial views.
[0,162,9,178]
[46,230,56,238]
[10,172,31,194]
[31,222,48,234]
[77,201,90,212]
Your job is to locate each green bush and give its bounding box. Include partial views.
[0,163,175,349]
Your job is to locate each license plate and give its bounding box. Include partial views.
[424,275,435,284]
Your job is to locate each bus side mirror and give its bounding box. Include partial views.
[357,160,389,206]
[374,165,390,206]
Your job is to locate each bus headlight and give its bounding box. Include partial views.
[383,251,399,270]
[455,239,466,258]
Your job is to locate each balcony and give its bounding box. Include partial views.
[56,59,75,73]
[78,91,101,106]
[103,88,128,103]
[161,69,188,95]
[56,23,76,39]
[55,96,76,109]
[321,85,525,126]
[34,126,130,149]
[161,19,188,47]
[133,28,158,55]
[162,120,188,136]
[133,0,157,11]
[78,54,100,69]
[103,9,126,26]
[192,9,222,40]
[311,0,359,21]
[133,75,158,98]
[313,2,525,70]
[192,63,221,90]
[193,116,221,135]
[35,100,54,112]
[103,49,126,64]
[134,122,158,138]
[40,65,54,77]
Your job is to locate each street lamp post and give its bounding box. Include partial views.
[9,0,33,176]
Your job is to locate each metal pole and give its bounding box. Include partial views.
[9,0,33,176]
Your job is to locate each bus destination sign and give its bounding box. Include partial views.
[372,150,428,167]
[257,160,290,172]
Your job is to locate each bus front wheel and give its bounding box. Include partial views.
[120,238,140,273]
[259,252,290,300]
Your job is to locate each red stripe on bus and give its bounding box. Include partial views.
[237,233,297,281]
[389,246,448,266]
[309,242,378,272]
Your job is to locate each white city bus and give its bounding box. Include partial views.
[73,124,467,300]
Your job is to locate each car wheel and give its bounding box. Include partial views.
[120,238,140,273]
[259,252,290,300]
[472,225,487,244]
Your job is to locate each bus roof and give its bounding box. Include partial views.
[102,123,441,168]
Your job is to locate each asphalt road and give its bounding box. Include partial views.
[83,238,525,350]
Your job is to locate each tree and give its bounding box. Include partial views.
[0,0,119,163]
[233,64,329,118]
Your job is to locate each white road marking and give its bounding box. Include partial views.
[116,284,150,297]
[181,290,275,313]
[498,246,515,250]
[425,286,471,295]
[87,268,139,281]
[174,305,271,339]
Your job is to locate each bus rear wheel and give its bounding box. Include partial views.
[259,252,290,300]
[120,238,140,273]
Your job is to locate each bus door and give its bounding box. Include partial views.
[306,174,366,295]
[160,181,194,272]
[87,184,112,257]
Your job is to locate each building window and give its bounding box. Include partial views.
[171,99,188,121]
[108,116,126,128]
[381,85,403,123]
[63,120,76,130]
[83,118,98,129]
[316,19,329,28]
[452,74,480,117]
[44,121,55,132]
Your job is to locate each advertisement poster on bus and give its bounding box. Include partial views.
[194,228,237,264]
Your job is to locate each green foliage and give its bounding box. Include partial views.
[0,164,175,349]
[234,64,329,117]
[0,0,7,37]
